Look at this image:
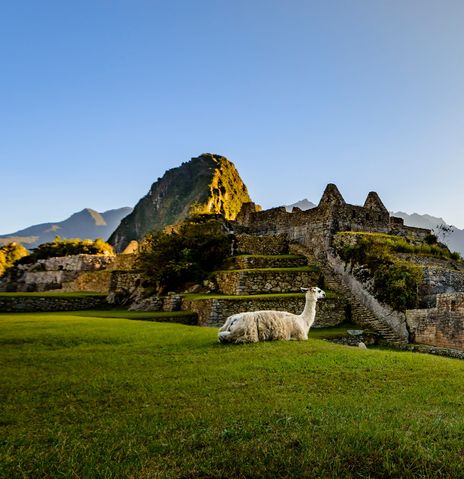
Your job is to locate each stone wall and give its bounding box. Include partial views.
[109,271,143,293]
[420,268,464,307]
[63,271,113,293]
[29,254,114,272]
[108,254,137,271]
[235,234,289,255]
[181,296,346,327]
[0,295,108,312]
[230,255,307,269]
[21,271,75,292]
[2,253,140,294]
[5,254,116,292]
[214,269,319,295]
[406,293,464,350]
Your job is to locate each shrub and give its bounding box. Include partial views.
[334,233,425,311]
[18,237,114,264]
[137,215,233,294]
[424,233,438,245]
[0,242,29,277]
[373,261,423,311]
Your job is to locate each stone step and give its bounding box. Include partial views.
[226,255,309,270]
[290,243,405,343]
[214,267,320,295]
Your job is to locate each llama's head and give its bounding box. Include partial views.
[301,286,326,300]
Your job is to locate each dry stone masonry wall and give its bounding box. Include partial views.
[230,255,307,269]
[0,295,108,312]
[3,253,140,294]
[235,234,289,255]
[214,269,319,295]
[421,268,464,307]
[129,295,343,327]
[406,293,464,351]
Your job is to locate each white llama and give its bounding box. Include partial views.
[218,287,325,344]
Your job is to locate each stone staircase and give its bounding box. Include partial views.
[290,244,406,343]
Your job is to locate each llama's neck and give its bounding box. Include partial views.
[300,298,317,329]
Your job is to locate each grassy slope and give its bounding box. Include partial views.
[182,291,338,300]
[1,312,464,478]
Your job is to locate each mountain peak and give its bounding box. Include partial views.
[108,154,254,252]
[285,198,316,212]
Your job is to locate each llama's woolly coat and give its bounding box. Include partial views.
[219,310,307,344]
[218,287,325,344]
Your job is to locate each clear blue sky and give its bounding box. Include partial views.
[1,0,464,233]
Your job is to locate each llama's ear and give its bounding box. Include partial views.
[301,287,309,292]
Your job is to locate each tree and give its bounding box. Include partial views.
[137,215,233,294]
[434,223,454,243]
[0,242,29,277]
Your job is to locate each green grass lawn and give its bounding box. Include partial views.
[182,291,338,301]
[1,311,464,478]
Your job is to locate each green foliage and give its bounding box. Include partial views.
[373,261,423,312]
[335,233,426,311]
[424,233,438,245]
[1,313,464,478]
[337,231,460,260]
[137,215,233,294]
[0,242,29,277]
[19,237,114,264]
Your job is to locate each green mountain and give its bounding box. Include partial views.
[0,207,132,249]
[108,153,255,252]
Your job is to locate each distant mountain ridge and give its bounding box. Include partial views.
[0,207,133,249]
[284,199,316,212]
[392,211,464,256]
[109,153,255,252]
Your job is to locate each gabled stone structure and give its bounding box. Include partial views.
[235,184,430,255]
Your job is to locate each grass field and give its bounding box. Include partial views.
[1,311,464,478]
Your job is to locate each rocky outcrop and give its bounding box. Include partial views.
[109,154,255,252]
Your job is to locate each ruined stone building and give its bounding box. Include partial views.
[235,183,430,254]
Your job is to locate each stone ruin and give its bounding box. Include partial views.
[3,182,464,355]
[235,183,430,255]
[406,293,464,351]
[0,252,141,295]
[234,184,464,353]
